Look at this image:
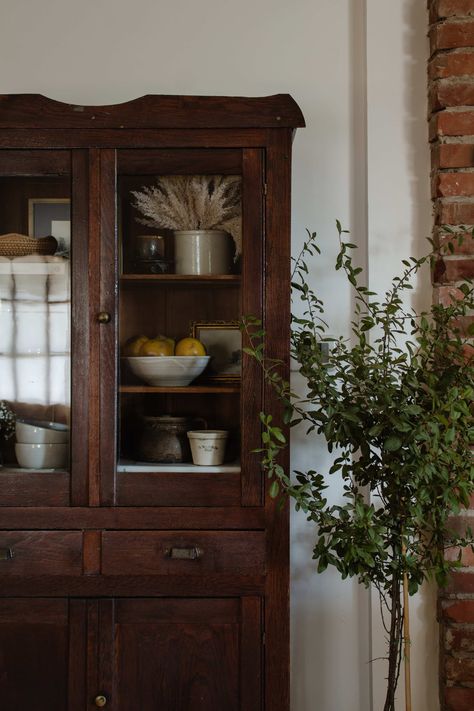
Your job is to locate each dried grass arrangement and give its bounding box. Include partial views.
[131,175,242,255]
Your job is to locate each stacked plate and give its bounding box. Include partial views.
[15,419,69,469]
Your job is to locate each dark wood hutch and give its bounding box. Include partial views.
[0,93,304,710]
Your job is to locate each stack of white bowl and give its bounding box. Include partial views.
[15,420,69,469]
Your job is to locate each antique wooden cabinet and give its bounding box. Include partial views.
[0,94,304,710]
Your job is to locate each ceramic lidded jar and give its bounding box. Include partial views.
[136,415,206,463]
[173,230,234,275]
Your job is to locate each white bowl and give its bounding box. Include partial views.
[124,356,210,386]
[16,419,69,444]
[15,443,69,469]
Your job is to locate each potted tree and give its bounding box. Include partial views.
[244,224,474,711]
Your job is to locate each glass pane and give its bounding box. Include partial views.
[117,171,242,485]
[0,177,71,473]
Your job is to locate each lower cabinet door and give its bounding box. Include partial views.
[0,598,86,711]
[92,597,263,711]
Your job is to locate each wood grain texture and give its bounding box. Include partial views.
[118,148,242,175]
[241,596,263,710]
[68,600,88,711]
[0,531,82,575]
[0,94,305,129]
[0,472,69,506]
[109,597,241,711]
[87,149,102,507]
[101,531,265,576]
[71,149,90,506]
[0,149,70,175]
[98,149,118,506]
[241,148,265,506]
[116,471,241,507]
[0,598,69,711]
[0,506,265,529]
[0,575,265,597]
[82,530,101,575]
[0,128,271,150]
[263,130,292,711]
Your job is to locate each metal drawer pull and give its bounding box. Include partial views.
[165,547,203,560]
[0,548,14,560]
[94,695,107,707]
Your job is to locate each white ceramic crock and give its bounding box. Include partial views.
[187,430,229,466]
[173,230,234,275]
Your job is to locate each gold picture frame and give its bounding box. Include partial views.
[192,321,241,382]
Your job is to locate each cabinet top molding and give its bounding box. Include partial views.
[0,94,305,130]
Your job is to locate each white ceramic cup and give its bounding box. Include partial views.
[187,430,229,466]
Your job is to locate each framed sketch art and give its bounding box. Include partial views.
[192,321,242,382]
[28,198,71,255]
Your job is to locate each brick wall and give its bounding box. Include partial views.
[428,1,474,709]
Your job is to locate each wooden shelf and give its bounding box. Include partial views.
[118,459,241,474]
[120,274,241,285]
[120,384,240,394]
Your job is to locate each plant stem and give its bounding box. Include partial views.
[384,572,403,711]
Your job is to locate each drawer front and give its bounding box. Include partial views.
[0,531,82,575]
[102,531,265,576]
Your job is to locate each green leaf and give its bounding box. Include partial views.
[384,436,402,452]
[269,480,279,498]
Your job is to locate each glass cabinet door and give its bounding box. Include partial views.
[103,148,265,507]
[0,150,87,506]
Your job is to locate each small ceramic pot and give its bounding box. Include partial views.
[173,230,234,275]
[187,430,228,466]
[137,415,206,463]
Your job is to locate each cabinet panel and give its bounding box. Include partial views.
[102,530,265,576]
[0,149,91,507]
[96,597,262,711]
[0,531,82,575]
[0,598,86,711]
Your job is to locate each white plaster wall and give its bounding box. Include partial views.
[0,1,433,708]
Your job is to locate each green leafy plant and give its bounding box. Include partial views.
[0,400,15,443]
[244,224,474,711]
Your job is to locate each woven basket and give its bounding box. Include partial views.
[0,233,58,257]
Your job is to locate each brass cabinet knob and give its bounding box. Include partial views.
[94,695,107,708]
[97,312,111,324]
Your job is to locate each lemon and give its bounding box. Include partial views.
[123,335,149,356]
[140,335,175,356]
[175,337,206,356]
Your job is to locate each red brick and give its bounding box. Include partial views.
[446,655,474,682]
[431,110,474,139]
[431,19,474,51]
[431,79,474,111]
[443,599,474,623]
[435,143,474,167]
[433,284,468,304]
[445,686,474,711]
[446,626,474,652]
[437,257,474,280]
[435,172,474,197]
[447,572,474,594]
[463,342,474,360]
[434,0,474,20]
[429,50,474,79]
[436,200,474,226]
[445,541,474,564]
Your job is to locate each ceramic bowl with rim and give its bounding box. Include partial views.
[124,355,210,386]
[15,442,69,469]
[16,419,69,444]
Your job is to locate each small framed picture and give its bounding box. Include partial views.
[192,321,242,382]
[28,198,71,255]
